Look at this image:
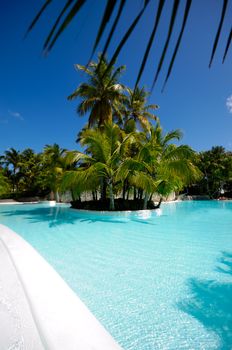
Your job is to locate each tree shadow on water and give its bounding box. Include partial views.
[178,252,232,350]
[1,207,129,227]
[1,207,79,228]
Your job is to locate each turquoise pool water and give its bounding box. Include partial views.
[0,201,231,349]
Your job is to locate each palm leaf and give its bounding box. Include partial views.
[209,0,228,67]
[46,0,87,53]
[152,0,180,88]
[43,0,75,51]
[91,0,118,58]
[25,0,52,37]
[103,0,150,79]
[162,0,192,92]
[101,0,127,59]
[135,0,165,88]
[74,63,93,75]
[131,171,159,193]
[222,27,232,63]
[162,129,183,144]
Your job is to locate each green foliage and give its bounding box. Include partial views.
[2,56,229,209]
[192,146,232,198]
[0,171,10,195]
[68,55,126,127]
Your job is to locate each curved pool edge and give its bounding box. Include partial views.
[0,224,122,350]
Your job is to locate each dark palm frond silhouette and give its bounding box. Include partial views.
[25,0,231,90]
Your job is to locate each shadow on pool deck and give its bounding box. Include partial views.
[178,252,232,349]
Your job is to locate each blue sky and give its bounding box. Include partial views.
[0,0,231,154]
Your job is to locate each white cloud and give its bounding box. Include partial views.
[226,95,232,113]
[8,110,24,121]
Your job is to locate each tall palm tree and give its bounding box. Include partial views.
[123,86,158,132]
[4,148,21,191]
[43,143,66,201]
[67,55,126,127]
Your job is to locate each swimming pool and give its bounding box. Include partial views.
[0,201,231,349]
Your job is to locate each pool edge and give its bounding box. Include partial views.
[0,224,122,350]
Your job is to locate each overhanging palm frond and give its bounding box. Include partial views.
[46,0,87,53]
[135,0,165,88]
[25,0,53,37]
[152,0,180,88]
[222,27,232,63]
[162,0,192,91]
[103,0,151,79]
[91,0,117,58]
[27,0,231,90]
[209,0,228,67]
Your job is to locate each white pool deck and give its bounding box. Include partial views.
[0,224,122,350]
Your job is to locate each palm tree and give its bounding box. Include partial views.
[62,123,133,210]
[43,143,66,201]
[123,86,158,132]
[0,171,10,195]
[67,55,126,127]
[118,123,202,209]
[3,148,21,191]
[18,148,42,193]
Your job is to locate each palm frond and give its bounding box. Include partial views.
[74,64,94,76]
[25,0,52,37]
[91,0,117,58]
[135,0,165,88]
[222,27,232,63]
[101,0,127,59]
[45,0,87,53]
[162,0,192,91]
[131,171,159,193]
[152,0,180,88]
[209,0,228,67]
[162,129,183,144]
[43,0,75,51]
[104,0,150,79]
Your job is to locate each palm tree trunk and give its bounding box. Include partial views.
[100,178,107,201]
[122,181,126,200]
[133,186,137,201]
[109,181,115,210]
[143,192,149,210]
[12,168,16,192]
[71,189,75,201]
[55,190,60,202]
[155,197,163,209]
[50,190,55,201]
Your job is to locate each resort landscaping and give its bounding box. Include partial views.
[1,56,232,210]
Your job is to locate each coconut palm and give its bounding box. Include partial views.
[18,148,42,192]
[0,171,10,195]
[123,86,158,132]
[67,55,126,127]
[62,123,134,210]
[43,143,66,201]
[118,123,202,209]
[3,148,21,191]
